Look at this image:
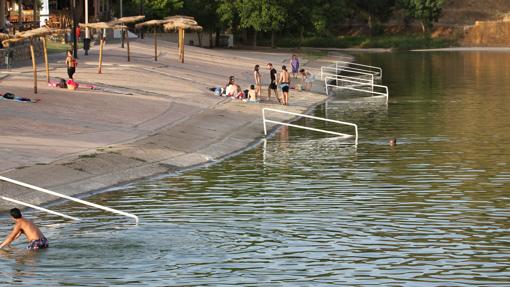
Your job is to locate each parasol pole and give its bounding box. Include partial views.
[126,27,131,62]
[42,35,50,82]
[98,33,104,73]
[29,38,37,94]
[154,28,157,61]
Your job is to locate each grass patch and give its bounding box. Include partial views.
[46,40,83,54]
[78,153,98,159]
[276,35,457,51]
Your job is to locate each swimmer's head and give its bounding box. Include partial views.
[10,208,22,219]
[389,138,397,146]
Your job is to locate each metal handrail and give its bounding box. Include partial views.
[325,76,389,104]
[262,108,358,145]
[322,73,374,84]
[1,196,80,221]
[335,61,383,78]
[0,175,139,224]
[321,66,375,82]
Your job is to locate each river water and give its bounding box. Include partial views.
[1,51,510,286]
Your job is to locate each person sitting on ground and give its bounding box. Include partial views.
[299,68,315,91]
[65,50,77,80]
[244,84,258,103]
[225,76,243,98]
[0,208,49,251]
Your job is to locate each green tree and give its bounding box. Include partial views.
[182,0,220,47]
[236,0,288,47]
[400,0,444,34]
[142,0,184,19]
[353,0,396,35]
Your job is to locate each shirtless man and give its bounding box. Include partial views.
[278,65,291,106]
[0,208,49,250]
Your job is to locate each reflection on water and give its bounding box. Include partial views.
[1,52,510,286]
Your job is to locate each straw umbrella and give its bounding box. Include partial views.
[79,22,126,73]
[109,15,145,62]
[3,27,54,94]
[0,33,10,40]
[135,20,169,61]
[163,16,202,63]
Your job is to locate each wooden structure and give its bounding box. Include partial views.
[163,16,202,63]
[79,22,126,74]
[135,19,170,62]
[2,27,66,94]
[110,15,145,62]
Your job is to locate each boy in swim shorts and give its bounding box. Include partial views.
[0,208,49,250]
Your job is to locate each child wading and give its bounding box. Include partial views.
[65,50,77,79]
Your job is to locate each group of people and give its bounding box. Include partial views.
[220,54,315,106]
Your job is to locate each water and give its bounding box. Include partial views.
[1,52,510,286]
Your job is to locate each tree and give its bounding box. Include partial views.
[182,0,220,47]
[400,0,444,34]
[353,0,396,35]
[141,0,184,19]
[236,0,288,47]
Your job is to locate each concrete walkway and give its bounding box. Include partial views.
[0,38,339,210]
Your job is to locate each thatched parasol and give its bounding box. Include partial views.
[79,22,126,73]
[109,15,145,61]
[110,15,146,25]
[163,16,202,63]
[79,22,115,30]
[3,27,65,93]
[136,19,171,61]
[0,33,11,40]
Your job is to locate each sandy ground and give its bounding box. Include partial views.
[0,38,343,210]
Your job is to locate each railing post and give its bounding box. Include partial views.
[263,109,267,135]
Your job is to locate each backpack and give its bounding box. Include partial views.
[59,78,67,88]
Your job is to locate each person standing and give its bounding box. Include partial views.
[267,63,280,103]
[290,54,300,79]
[254,65,262,99]
[279,65,291,106]
[65,50,77,80]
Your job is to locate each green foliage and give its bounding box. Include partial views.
[119,0,452,50]
[399,0,444,33]
[237,0,287,32]
[139,0,184,19]
[182,0,219,32]
[276,35,455,50]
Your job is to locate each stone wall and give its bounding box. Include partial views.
[0,39,44,68]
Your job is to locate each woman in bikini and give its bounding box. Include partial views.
[254,65,262,99]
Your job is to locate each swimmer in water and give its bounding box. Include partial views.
[0,208,49,250]
[389,138,397,146]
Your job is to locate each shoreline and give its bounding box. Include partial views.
[0,39,339,211]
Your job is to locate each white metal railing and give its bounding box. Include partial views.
[1,196,80,221]
[335,61,383,79]
[262,108,358,145]
[320,70,374,84]
[0,175,139,224]
[325,77,389,104]
[321,66,374,82]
